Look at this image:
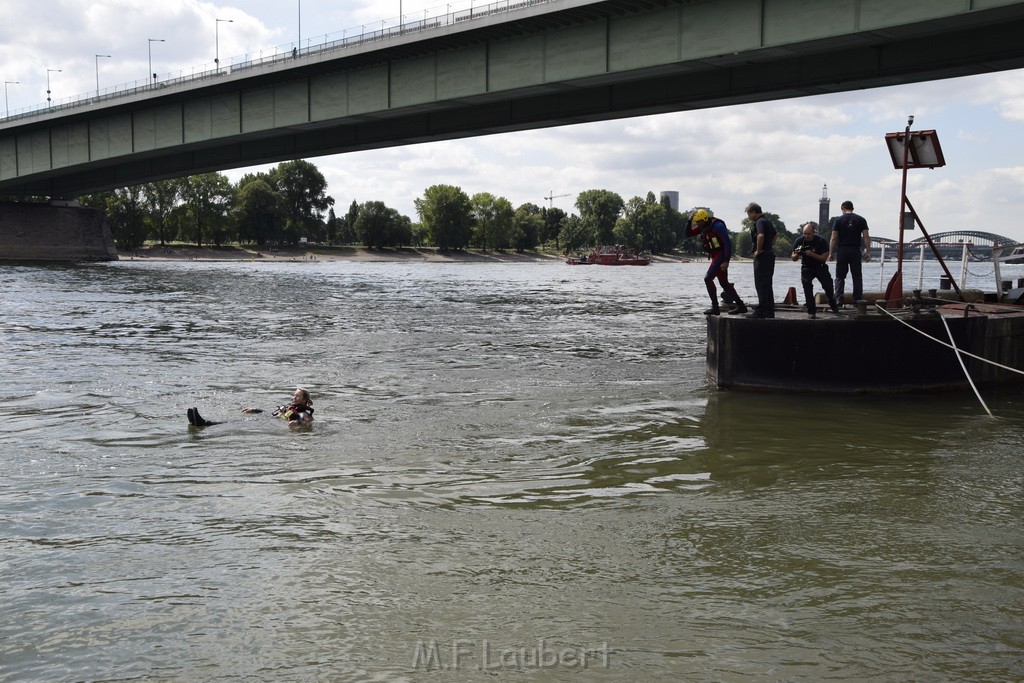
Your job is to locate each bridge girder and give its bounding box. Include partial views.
[4,0,1024,197]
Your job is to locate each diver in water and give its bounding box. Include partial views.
[188,387,314,427]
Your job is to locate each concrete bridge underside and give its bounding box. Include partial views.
[3,0,1024,197]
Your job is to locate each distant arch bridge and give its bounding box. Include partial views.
[870,231,1018,259]
[872,231,1015,247]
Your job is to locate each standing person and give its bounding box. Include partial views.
[685,208,748,316]
[829,200,871,306]
[791,222,839,318]
[745,202,776,318]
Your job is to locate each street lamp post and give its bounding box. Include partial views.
[215,19,233,72]
[95,54,111,94]
[4,80,18,118]
[46,68,61,106]
[148,38,165,86]
[297,0,301,53]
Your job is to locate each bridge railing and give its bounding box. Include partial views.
[0,0,555,125]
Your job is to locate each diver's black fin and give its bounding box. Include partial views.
[192,408,218,426]
[188,407,219,427]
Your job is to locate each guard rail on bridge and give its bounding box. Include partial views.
[0,0,553,123]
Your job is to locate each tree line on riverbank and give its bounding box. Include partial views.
[5,158,803,255]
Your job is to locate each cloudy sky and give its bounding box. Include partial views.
[2,0,1024,241]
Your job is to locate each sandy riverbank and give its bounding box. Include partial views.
[122,244,698,264]
[124,244,560,263]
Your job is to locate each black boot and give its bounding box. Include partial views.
[728,303,748,315]
[188,408,217,427]
[704,282,721,316]
[723,284,746,314]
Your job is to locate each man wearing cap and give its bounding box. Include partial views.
[828,200,871,306]
[685,208,747,315]
[745,202,777,318]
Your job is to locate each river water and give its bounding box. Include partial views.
[1,257,1022,681]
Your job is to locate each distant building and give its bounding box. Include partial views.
[818,183,831,236]
[660,191,679,211]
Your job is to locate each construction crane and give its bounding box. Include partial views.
[544,191,571,209]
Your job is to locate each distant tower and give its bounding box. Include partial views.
[660,190,679,212]
[818,183,831,235]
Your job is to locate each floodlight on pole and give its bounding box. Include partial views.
[216,19,233,72]
[148,38,165,86]
[46,68,61,106]
[95,54,111,94]
[4,80,18,118]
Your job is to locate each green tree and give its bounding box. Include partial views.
[615,195,672,252]
[415,184,472,249]
[354,200,409,248]
[411,221,430,246]
[661,195,687,250]
[311,216,328,243]
[394,213,413,246]
[649,204,677,253]
[612,215,641,252]
[179,173,233,246]
[542,206,567,248]
[325,207,339,244]
[237,170,274,188]
[77,191,114,212]
[336,200,359,244]
[268,160,334,243]
[139,179,180,246]
[107,186,148,250]
[470,192,515,250]
[512,203,544,252]
[558,214,593,253]
[235,178,284,245]
[0,194,47,203]
[575,189,624,245]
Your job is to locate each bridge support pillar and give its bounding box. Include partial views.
[0,201,118,262]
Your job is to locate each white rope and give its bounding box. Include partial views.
[873,302,1024,377]
[938,313,993,417]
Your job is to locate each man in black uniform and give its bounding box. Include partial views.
[745,202,776,318]
[828,200,871,306]
[791,222,839,318]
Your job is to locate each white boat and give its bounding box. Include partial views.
[998,245,1024,264]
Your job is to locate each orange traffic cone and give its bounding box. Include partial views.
[783,286,798,305]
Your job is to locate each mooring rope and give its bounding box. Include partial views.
[938,313,993,417]
[873,302,1024,376]
[872,301,1024,416]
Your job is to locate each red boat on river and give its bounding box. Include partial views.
[565,246,651,266]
